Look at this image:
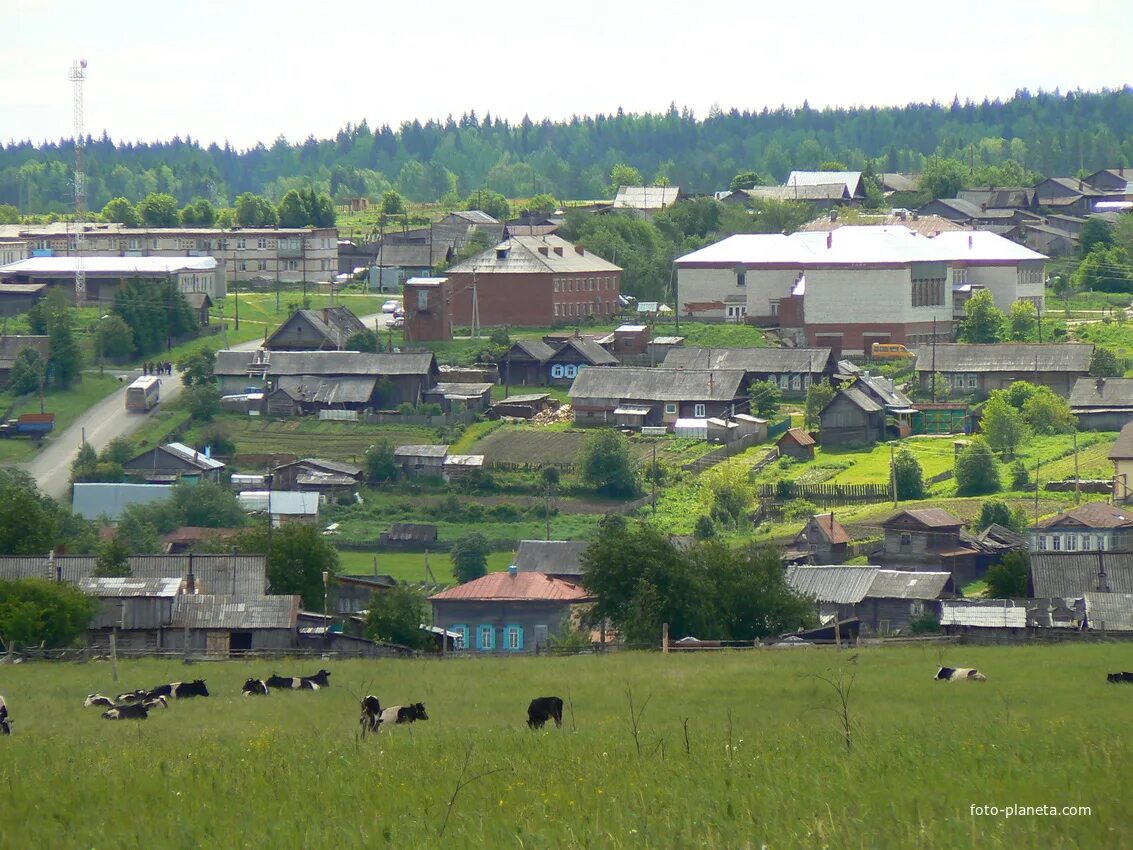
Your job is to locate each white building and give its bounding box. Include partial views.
[0,255,224,302]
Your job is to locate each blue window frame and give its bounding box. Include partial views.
[451,624,469,650]
[477,624,495,651]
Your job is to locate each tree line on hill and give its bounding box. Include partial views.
[3,87,1133,215]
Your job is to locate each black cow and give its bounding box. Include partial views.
[241,678,270,696]
[527,696,564,729]
[0,695,10,735]
[935,666,987,682]
[149,680,209,699]
[359,695,382,737]
[379,702,428,725]
[102,702,148,720]
[266,673,321,691]
[84,693,115,708]
[1107,671,1133,683]
[305,669,332,688]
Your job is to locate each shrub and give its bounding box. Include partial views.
[893,448,926,500]
[955,438,1001,496]
[784,498,819,521]
[909,614,942,635]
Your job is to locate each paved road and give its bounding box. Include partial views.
[23,310,394,501]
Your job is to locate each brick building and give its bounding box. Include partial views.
[403,277,452,342]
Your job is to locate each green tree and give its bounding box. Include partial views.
[1021,386,1076,434]
[380,190,406,216]
[464,190,510,220]
[7,347,45,396]
[115,507,162,553]
[579,429,639,498]
[234,192,279,227]
[184,384,220,422]
[955,438,1002,496]
[234,522,339,611]
[609,163,643,193]
[345,329,379,352]
[179,197,217,227]
[363,583,429,649]
[520,193,557,218]
[101,196,141,227]
[97,314,134,359]
[920,156,967,199]
[1073,244,1133,293]
[748,379,782,418]
[364,440,396,483]
[805,379,836,431]
[729,171,764,191]
[168,480,245,529]
[0,469,60,555]
[98,437,135,467]
[0,579,97,649]
[177,348,217,387]
[959,289,1005,343]
[0,203,19,224]
[893,448,926,500]
[976,499,1028,533]
[276,189,311,228]
[748,197,812,234]
[136,192,180,227]
[981,394,1030,457]
[1078,216,1115,257]
[1089,347,1122,377]
[985,552,1029,598]
[93,536,132,577]
[47,305,82,388]
[1007,299,1037,341]
[450,532,490,583]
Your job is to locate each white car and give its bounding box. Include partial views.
[381,299,400,314]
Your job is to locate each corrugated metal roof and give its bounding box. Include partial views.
[1035,502,1133,531]
[868,570,950,600]
[163,442,226,471]
[214,350,436,377]
[1030,552,1133,597]
[613,186,681,210]
[660,347,831,373]
[275,375,376,404]
[913,343,1092,374]
[785,566,880,604]
[1070,377,1133,409]
[238,491,320,516]
[79,576,183,597]
[941,600,1027,628]
[429,571,591,602]
[514,540,588,576]
[394,444,449,459]
[0,256,217,275]
[1083,592,1133,630]
[780,427,816,446]
[0,554,267,596]
[569,367,746,403]
[172,594,299,630]
[72,483,173,521]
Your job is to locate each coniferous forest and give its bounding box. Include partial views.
[3,87,1133,214]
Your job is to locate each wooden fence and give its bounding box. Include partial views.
[757,481,891,507]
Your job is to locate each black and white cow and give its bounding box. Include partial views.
[527,696,564,729]
[379,702,428,725]
[1107,671,1133,683]
[102,702,149,720]
[266,673,321,691]
[115,689,149,704]
[241,678,270,696]
[935,666,987,682]
[84,693,115,708]
[143,696,168,710]
[148,680,209,699]
[305,669,332,688]
[359,695,383,737]
[0,695,10,735]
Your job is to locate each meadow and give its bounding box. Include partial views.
[0,645,1129,848]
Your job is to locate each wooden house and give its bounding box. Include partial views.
[1031,502,1133,553]
[394,445,449,479]
[819,386,884,446]
[331,574,398,615]
[792,513,851,564]
[660,347,832,398]
[785,565,950,634]
[568,367,748,427]
[876,508,994,588]
[1111,422,1133,502]
[79,576,183,652]
[777,428,816,460]
[544,337,618,385]
[271,458,365,495]
[1071,377,1133,431]
[379,523,438,549]
[914,344,1092,398]
[265,307,368,351]
[497,339,557,387]
[513,539,589,583]
[122,442,226,483]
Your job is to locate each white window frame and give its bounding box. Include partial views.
[507,625,521,650]
[693,403,706,418]
[664,403,677,415]
[478,625,494,651]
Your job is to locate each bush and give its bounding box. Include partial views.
[694,515,717,540]
[784,498,819,521]
[893,448,926,500]
[1010,460,1032,491]
[954,438,1001,496]
[909,614,942,635]
[0,578,97,649]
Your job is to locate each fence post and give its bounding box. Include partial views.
[662,622,670,654]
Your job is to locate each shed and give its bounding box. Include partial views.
[122,442,226,483]
[237,490,320,525]
[1070,377,1133,431]
[819,386,885,446]
[785,565,949,633]
[379,523,439,549]
[777,427,816,460]
[443,454,485,481]
[168,593,300,655]
[79,576,183,652]
[940,599,1028,629]
[394,444,449,478]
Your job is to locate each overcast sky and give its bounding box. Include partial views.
[6,0,1132,150]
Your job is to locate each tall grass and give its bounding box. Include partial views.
[0,645,1127,848]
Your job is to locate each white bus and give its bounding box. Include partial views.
[125,376,161,412]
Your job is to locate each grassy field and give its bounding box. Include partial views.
[0,373,125,464]
[335,548,516,583]
[0,646,1127,848]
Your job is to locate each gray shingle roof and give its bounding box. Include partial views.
[508,339,557,362]
[171,594,299,630]
[276,375,376,404]
[1083,592,1133,630]
[867,570,950,600]
[913,344,1093,374]
[277,458,364,477]
[0,554,267,596]
[215,350,436,377]
[746,183,850,202]
[859,375,913,408]
[550,338,618,366]
[267,307,368,350]
[1030,552,1133,597]
[513,540,589,577]
[1111,422,1133,460]
[785,566,880,604]
[1070,377,1133,409]
[569,367,746,403]
[660,347,831,373]
[837,385,883,412]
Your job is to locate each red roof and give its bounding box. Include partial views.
[810,513,850,545]
[779,428,816,447]
[429,571,592,602]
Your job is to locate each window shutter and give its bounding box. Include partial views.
[551,364,564,378]
[516,624,524,650]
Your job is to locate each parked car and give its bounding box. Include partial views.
[382,299,400,313]
[391,316,405,329]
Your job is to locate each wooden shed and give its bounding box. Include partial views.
[777,428,816,460]
[167,594,300,656]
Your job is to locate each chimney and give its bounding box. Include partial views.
[575,245,585,255]
[553,246,564,256]
[538,246,549,256]
[968,234,973,250]
[508,564,518,578]
[826,231,833,249]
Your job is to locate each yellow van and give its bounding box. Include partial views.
[871,342,913,360]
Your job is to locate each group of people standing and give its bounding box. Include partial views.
[144,361,173,376]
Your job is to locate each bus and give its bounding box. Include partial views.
[125,376,161,412]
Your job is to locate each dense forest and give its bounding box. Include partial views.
[3,87,1133,214]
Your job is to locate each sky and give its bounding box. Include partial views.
[5,0,1133,150]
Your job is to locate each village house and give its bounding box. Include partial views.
[331,574,398,616]
[429,566,593,653]
[785,565,951,634]
[791,513,851,564]
[914,343,1092,398]
[659,347,832,397]
[122,442,226,484]
[777,427,816,460]
[184,292,212,327]
[161,526,239,554]
[1070,377,1133,431]
[237,491,320,526]
[80,576,183,652]
[568,367,748,428]
[0,282,47,315]
[612,186,683,218]
[444,235,622,327]
[264,306,368,351]
[1033,177,1106,216]
[818,386,884,446]
[0,335,50,387]
[167,594,300,656]
[394,444,449,479]
[497,339,558,386]
[513,540,589,583]
[544,337,619,384]
[271,458,365,495]
[1082,168,1133,197]
[1031,502,1133,553]
[875,508,1003,588]
[422,382,494,415]
[1111,422,1133,502]
[379,523,438,549]
[0,255,224,302]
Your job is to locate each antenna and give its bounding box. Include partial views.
[68,58,88,305]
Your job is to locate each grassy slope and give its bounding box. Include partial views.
[335,548,515,583]
[0,647,1128,848]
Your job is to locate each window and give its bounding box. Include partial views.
[1052,535,1061,551]
[551,364,565,378]
[257,238,268,249]
[911,277,946,307]
[452,624,469,650]
[966,374,978,389]
[1082,535,1092,551]
[564,364,578,378]
[258,260,267,271]
[283,259,298,271]
[1065,534,1077,551]
[477,625,494,651]
[790,374,801,390]
[1038,535,1047,550]
[1098,536,1107,551]
[554,279,561,292]
[693,403,706,418]
[665,403,677,415]
[238,260,247,271]
[506,624,523,651]
[778,374,790,390]
[736,270,746,287]
[554,303,561,317]
[899,533,912,546]
[237,238,247,250]
[726,305,747,319]
[128,238,140,250]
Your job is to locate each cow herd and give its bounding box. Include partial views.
[84,679,209,719]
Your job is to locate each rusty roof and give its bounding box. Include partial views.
[1035,502,1133,531]
[884,508,963,529]
[807,513,850,545]
[429,571,592,603]
[779,428,816,447]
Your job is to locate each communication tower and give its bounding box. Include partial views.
[68,58,88,305]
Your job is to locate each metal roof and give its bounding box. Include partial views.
[163,442,226,471]
[72,483,173,521]
[569,367,746,403]
[79,577,183,598]
[0,554,267,596]
[785,566,880,604]
[1035,502,1133,531]
[549,337,619,366]
[430,571,591,603]
[444,455,484,467]
[266,307,368,350]
[780,427,816,447]
[930,230,1048,261]
[276,458,364,477]
[214,350,436,377]
[660,347,831,373]
[394,444,449,459]
[514,540,589,576]
[744,183,850,202]
[941,600,1027,628]
[508,339,557,362]
[787,171,863,196]
[868,570,950,600]
[1030,552,1133,597]
[1083,593,1133,630]
[445,235,621,275]
[913,343,1092,374]
[0,256,217,276]
[1111,422,1133,459]
[275,375,376,404]
[172,594,299,630]
[613,186,681,210]
[803,513,851,545]
[1070,377,1133,409]
[238,491,320,516]
[836,386,883,413]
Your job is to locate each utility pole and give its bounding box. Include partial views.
[651,438,658,514]
[1034,458,1041,528]
[890,443,898,507]
[930,317,937,403]
[1074,429,1080,505]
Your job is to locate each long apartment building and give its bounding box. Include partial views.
[0,222,337,289]
[675,225,1046,356]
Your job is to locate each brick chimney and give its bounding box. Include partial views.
[826,231,833,249]
[575,245,585,255]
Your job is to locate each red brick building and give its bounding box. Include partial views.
[404,277,452,342]
[444,235,622,328]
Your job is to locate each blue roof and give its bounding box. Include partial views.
[72,483,173,520]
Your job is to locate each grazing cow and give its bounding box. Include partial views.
[266,674,320,691]
[142,696,168,710]
[241,678,270,696]
[84,693,115,708]
[148,680,209,699]
[935,666,987,682]
[102,702,148,720]
[0,695,10,735]
[379,702,428,725]
[359,695,383,737]
[527,696,564,729]
[1106,671,1133,683]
